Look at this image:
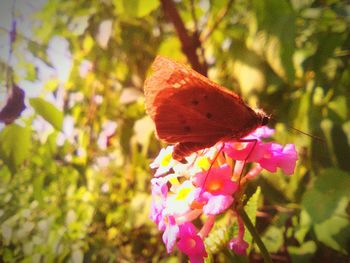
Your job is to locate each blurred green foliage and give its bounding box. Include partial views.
[0,0,349,262]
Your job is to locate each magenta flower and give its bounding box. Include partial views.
[177,223,208,263]
[258,143,298,175]
[149,127,298,262]
[229,237,249,256]
[228,214,249,255]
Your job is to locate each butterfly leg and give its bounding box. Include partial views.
[200,142,226,193]
[236,139,258,187]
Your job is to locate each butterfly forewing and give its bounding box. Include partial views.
[144,56,265,161]
[153,85,258,143]
[145,56,240,119]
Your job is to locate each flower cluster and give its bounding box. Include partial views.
[150,127,298,262]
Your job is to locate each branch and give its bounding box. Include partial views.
[237,207,273,263]
[160,0,207,76]
[200,0,234,42]
[6,0,17,89]
[189,0,199,34]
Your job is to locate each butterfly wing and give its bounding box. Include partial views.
[144,56,263,160]
[153,85,260,143]
[144,56,241,120]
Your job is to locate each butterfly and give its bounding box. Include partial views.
[144,56,269,162]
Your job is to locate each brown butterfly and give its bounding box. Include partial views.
[144,56,269,162]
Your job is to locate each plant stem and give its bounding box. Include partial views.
[237,207,273,263]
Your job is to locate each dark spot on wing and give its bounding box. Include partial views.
[191,99,199,105]
[184,125,191,132]
[203,94,208,99]
[206,112,212,119]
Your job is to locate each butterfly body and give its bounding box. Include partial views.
[144,56,268,162]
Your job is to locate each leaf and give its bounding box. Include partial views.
[261,226,283,253]
[30,98,63,130]
[205,213,234,254]
[0,84,26,124]
[0,124,31,172]
[294,210,312,244]
[342,121,350,146]
[244,187,261,245]
[157,36,185,60]
[230,41,266,96]
[302,168,350,224]
[128,193,151,228]
[328,96,347,122]
[114,0,160,17]
[313,197,350,254]
[288,241,317,263]
[313,32,346,74]
[252,0,295,82]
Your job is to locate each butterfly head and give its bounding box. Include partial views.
[262,116,269,126]
[255,109,270,126]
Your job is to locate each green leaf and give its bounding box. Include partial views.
[30,98,63,130]
[244,187,261,245]
[313,197,350,254]
[302,168,350,224]
[328,96,348,122]
[288,241,317,263]
[0,124,31,172]
[114,0,160,17]
[157,36,185,60]
[128,193,151,228]
[252,0,295,82]
[205,213,234,255]
[294,210,312,244]
[261,226,284,253]
[313,32,345,74]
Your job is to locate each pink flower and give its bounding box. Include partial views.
[202,194,233,215]
[193,164,238,196]
[150,175,173,230]
[177,223,208,263]
[258,143,298,175]
[279,144,298,175]
[149,126,298,261]
[224,141,265,162]
[229,237,249,256]
[228,214,249,255]
[224,128,298,175]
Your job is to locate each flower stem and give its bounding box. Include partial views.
[237,207,272,263]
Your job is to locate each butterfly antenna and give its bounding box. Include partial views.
[269,116,325,144]
[285,124,325,143]
[201,143,225,193]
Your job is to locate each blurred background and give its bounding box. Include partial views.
[0,0,349,262]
